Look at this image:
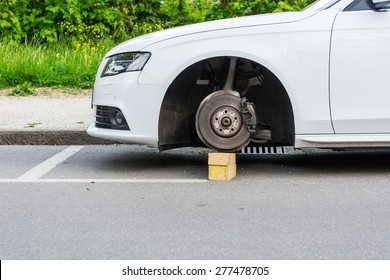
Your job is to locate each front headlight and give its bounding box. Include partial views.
[101,52,151,77]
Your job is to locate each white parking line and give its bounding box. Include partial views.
[0,178,208,183]
[17,146,84,180]
[0,145,209,184]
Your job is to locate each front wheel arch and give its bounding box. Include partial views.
[158,56,295,151]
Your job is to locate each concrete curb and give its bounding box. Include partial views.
[0,131,118,145]
[0,93,111,145]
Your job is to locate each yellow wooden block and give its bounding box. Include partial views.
[208,153,237,181]
[208,153,236,166]
[208,164,237,181]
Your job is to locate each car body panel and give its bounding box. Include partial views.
[330,9,390,133]
[105,12,317,57]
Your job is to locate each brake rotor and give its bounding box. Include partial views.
[196,90,250,152]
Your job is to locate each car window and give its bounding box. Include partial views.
[344,0,376,11]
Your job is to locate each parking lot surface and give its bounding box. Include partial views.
[0,145,390,259]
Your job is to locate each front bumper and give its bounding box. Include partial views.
[87,123,158,146]
[86,72,164,147]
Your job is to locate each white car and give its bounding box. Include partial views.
[88,0,390,152]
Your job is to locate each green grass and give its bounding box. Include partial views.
[0,39,115,89]
[7,82,37,96]
[25,122,42,128]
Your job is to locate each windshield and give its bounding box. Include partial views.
[303,0,341,12]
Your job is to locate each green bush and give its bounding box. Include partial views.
[0,0,165,44]
[0,0,315,44]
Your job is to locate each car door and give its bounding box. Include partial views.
[330,0,390,133]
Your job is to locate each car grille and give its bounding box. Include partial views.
[95,106,111,128]
[95,105,129,130]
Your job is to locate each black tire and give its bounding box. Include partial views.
[195,91,250,152]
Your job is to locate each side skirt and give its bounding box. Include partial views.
[295,134,390,148]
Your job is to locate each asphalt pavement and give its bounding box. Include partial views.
[1,145,390,259]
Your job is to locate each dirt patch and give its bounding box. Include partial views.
[0,87,92,98]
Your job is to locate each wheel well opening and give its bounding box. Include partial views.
[158,56,295,151]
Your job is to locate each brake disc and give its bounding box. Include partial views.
[195,90,250,152]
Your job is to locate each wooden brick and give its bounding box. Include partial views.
[208,153,236,166]
[208,153,237,181]
[208,164,236,181]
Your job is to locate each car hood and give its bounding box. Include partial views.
[106,11,316,56]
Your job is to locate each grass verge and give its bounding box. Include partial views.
[0,39,115,89]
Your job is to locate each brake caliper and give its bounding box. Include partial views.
[240,97,257,133]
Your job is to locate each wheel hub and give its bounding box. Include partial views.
[211,106,242,138]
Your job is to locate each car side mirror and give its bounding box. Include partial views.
[372,0,390,10]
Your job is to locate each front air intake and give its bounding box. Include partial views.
[95,106,129,130]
